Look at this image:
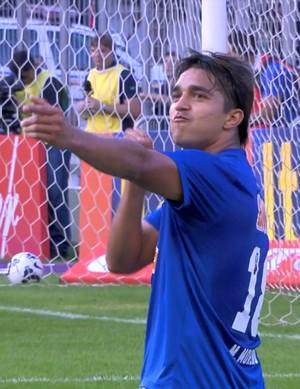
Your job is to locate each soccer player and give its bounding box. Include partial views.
[21,51,269,388]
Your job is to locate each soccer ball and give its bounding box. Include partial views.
[7,252,44,284]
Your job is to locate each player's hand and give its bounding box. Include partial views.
[125,128,153,149]
[21,96,76,149]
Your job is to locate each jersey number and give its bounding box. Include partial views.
[231,246,267,336]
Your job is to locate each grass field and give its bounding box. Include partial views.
[0,275,299,389]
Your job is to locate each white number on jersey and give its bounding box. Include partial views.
[232,246,267,336]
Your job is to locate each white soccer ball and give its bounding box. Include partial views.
[7,252,44,285]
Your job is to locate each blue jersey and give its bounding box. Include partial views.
[140,148,269,389]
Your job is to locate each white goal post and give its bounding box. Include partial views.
[0,0,299,326]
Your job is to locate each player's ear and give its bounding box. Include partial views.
[224,108,244,130]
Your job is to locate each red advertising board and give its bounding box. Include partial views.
[0,135,49,259]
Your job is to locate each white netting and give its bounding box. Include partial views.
[0,0,299,325]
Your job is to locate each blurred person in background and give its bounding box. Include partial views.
[9,50,72,260]
[228,29,299,128]
[140,51,179,117]
[76,31,141,133]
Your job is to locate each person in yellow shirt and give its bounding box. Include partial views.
[9,50,71,260]
[77,32,141,133]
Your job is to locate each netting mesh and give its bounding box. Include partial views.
[0,0,299,325]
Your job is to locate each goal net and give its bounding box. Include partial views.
[0,0,299,325]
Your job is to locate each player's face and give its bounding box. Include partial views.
[91,44,113,70]
[169,67,235,152]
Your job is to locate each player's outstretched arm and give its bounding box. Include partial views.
[22,96,183,201]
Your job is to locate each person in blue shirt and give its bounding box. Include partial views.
[228,29,299,128]
[21,51,269,388]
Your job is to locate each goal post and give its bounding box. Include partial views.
[0,0,299,325]
[201,0,227,52]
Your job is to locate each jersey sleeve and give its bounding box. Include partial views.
[164,149,252,221]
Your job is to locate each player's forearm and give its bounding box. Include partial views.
[71,130,150,182]
[70,129,178,198]
[106,182,147,273]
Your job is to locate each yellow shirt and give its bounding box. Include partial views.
[15,70,51,120]
[85,64,125,133]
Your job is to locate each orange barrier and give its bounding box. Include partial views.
[78,160,113,260]
[0,135,49,259]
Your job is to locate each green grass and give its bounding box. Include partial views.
[0,277,299,388]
